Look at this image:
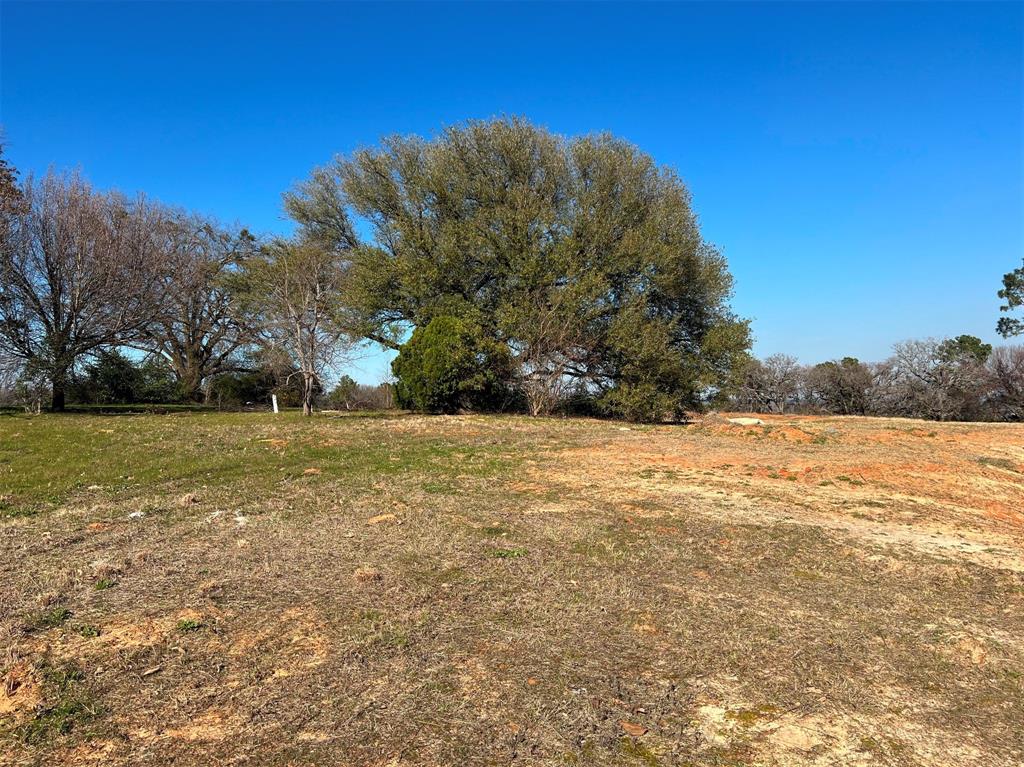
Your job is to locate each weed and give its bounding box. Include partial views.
[176,618,204,633]
[94,578,116,591]
[32,606,72,630]
[76,624,101,638]
[491,547,528,559]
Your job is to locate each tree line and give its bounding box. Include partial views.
[735,337,1023,422]
[2,118,1021,421]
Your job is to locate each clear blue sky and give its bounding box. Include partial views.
[2,1,1021,383]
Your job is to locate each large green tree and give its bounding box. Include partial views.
[287,118,749,420]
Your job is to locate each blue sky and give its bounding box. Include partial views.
[2,1,1021,383]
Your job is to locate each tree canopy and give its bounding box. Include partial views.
[287,117,749,420]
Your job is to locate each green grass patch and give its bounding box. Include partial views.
[31,606,72,630]
[0,411,517,513]
[14,661,100,745]
[491,547,528,559]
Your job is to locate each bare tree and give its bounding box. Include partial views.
[985,345,1024,420]
[236,239,354,415]
[736,354,803,413]
[0,171,165,410]
[143,212,256,400]
[883,338,989,421]
[806,357,873,414]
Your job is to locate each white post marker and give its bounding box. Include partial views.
[271,394,279,414]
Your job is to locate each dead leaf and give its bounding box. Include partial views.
[302,468,322,476]
[620,721,648,737]
[367,513,397,525]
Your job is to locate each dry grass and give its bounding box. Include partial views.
[0,411,1022,766]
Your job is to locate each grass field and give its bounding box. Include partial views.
[1,411,1022,766]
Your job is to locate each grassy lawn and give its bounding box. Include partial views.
[1,411,1022,766]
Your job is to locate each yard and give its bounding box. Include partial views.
[1,411,1022,766]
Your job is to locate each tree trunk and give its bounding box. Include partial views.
[51,375,67,412]
[302,374,315,416]
[174,363,204,403]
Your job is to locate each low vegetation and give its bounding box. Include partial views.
[1,410,1021,765]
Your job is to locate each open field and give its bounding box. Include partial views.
[1,411,1022,766]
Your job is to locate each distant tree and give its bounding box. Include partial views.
[886,338,989,421]
[13,359,48,414]
[144,212,257,401]
[807,357,873,415]
[984,346,1024,420]
[208,361,295,410]
[997,261,1023,338]
[69,349,178,405]
[325,376,394,411]
[938,334,992,365]
[235,239,354,415]
[0,147,25,407]
[72,349,140,404]
[0,171,165,410]
[392,316,511,413]
[0,351,20,405]
[283,118,749,421]
[737,353,803,414]
[326,375,358,410]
